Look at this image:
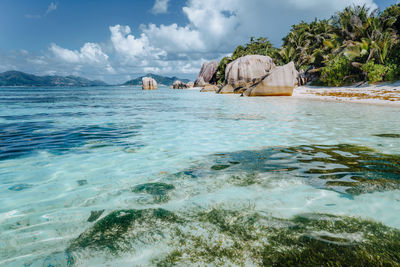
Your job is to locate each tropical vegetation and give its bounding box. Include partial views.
[216,4,400,86]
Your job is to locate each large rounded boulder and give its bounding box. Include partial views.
[220,55,275,94]
[243,62,298,96]
[142,77,158,90]
[194,61,218,87]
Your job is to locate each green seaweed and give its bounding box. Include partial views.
[374,134,400,138]
[87,210,105,223]
[228,173,261,186]
[208,144,400,195]
[68,206,400,266]
[211,164,231,171]
[154,209,400,266]
[68,208,182,254]
[132,182,175,203]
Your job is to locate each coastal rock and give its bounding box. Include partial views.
[222,55,275,93]
[243,62,298,96]
[186,82,194,88]
[200,84,218,92]
[172,80,187,89]
[195,61,218,87]
[142,77,158,90]
[218,84,235,94]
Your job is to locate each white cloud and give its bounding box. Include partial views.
[142,23,205,53]
[109,24,167,60]
[50,42,115,73]
[50,43,109,64]
[25,2,58,19]
[152,0,170,14]
[46,2,58,15]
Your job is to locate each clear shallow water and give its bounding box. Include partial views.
[0,86,400,266]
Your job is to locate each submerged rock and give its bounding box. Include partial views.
[200,84,218,92]
[142,77,158,90]
[195,61,218,87]
[243,62,298,96]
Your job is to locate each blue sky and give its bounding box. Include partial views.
[0,0,398,83]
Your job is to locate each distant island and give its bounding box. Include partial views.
[0,70,107,87]
[123,73,190,86]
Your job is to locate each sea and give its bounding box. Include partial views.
[1,86,400,266]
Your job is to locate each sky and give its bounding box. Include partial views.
[0,0,398,83]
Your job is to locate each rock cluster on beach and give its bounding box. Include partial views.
[194,61,218,87]
[171,80,195,89]
[142,77,158,90]
[194,55,299,96]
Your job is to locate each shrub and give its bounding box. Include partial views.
[384,63,400,82]
[360,61,387,83]
[216,57,232,84]
[319,56,353,86]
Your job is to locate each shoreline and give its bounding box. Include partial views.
[292,82,400,106]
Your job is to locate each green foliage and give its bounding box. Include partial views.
[385,63,400,82]
[216,56,233,84]
[216,37,277,84]
[319,56,353,86]
[359,60,400,83]
[361,60,387,83]
[232,37,276,60]
[216,3,400,86]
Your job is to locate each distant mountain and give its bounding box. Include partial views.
[0,71,107,87]
[123,73,190,86]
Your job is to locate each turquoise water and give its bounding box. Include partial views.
[1,86,400,266]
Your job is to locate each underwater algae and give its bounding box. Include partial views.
[132,182,175,203]
[64,143,400,265]
[67,207,400,266]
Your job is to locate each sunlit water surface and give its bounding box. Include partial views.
[1,86,399,266]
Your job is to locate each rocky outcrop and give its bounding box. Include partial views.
[218,84,235,94]
[242,62,298,96]
[142,77,158,90]
[195,61,218,87]
[172,80,187,89]
[220,55,275,94]
[200,84,219,92]
[186,82,194,88]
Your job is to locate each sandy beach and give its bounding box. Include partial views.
[293,81,400,106]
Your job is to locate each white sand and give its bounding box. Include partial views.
[293,81,400,106]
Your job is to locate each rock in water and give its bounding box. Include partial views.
[243,62,298,96]
[220,55,275,94]
[186,82,194,88]
[142,77,158,90]
[194,61,218,87]
[200,84,219,92]
[172,80,187,89]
